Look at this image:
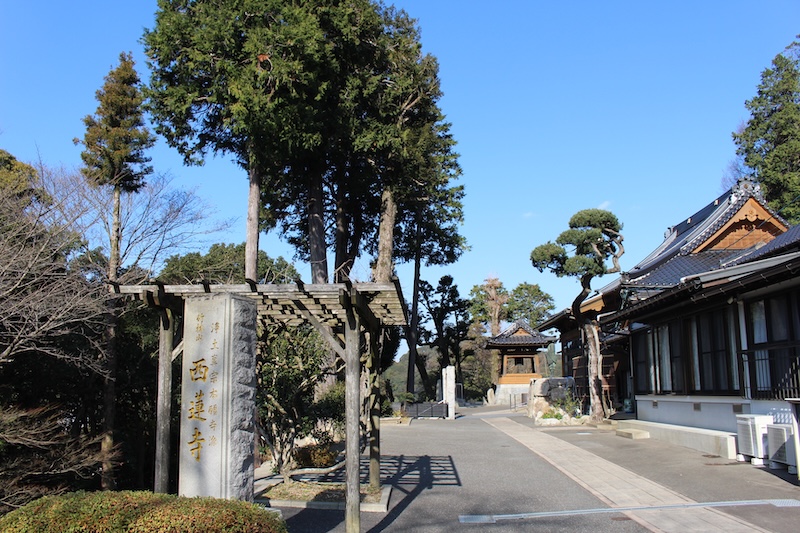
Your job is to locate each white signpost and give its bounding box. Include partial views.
[178,293,257,501]
[443,365,456,420]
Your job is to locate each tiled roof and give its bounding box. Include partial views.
[624,178,785,289]
[486,319,557,347]
[727,224,800,266]
[624,250,741,288]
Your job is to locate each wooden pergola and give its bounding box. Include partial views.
[116,279,407,532]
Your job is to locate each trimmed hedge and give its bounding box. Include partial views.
[0,491,287,533]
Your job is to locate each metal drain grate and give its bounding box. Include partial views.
[768,499,800,507]
[458,499,800,524]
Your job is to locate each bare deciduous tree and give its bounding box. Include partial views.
[0,176,106,372]
[0,406,111,514]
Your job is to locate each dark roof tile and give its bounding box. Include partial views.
[486,319,557,347]
[625,251,740,288]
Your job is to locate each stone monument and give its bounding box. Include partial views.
[179,293,257,501]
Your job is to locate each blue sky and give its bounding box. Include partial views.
[2,1,799,316]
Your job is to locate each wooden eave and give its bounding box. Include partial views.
[114,280,408,331]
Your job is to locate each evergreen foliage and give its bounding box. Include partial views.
[0,149,39,198]
[733,40,800,224]
[143,1,465,282]
[256,324,333,476]
[160,243,298,284]
[507,282,555,326]
[77,52,154,192]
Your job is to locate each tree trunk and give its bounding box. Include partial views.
[572,273,606,421]
[406,228,434,398]
[368,335,381,490]
[369,187,397,491]
[583,320,606,423]
[245,166,260,282]
[373,188,397,283]
[334,182,348,283]
[101,185,122,490]
[109,186,121,281]
[436,315,450,368]
[334,179,364,284]
[309,174,328,284]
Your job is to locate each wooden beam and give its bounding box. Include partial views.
[351,287,380,332]
[294,304,346,359]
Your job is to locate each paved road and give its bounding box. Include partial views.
[263,406,800,532]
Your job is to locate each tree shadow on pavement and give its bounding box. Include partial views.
[368,454,460,532]
[282,454,461,532]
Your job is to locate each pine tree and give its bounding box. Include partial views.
[531,209,624,422]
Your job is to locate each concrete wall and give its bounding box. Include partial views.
[617,419,738,459]
[494,383,530,406]
[635,395,749,433]
[635,395,799,433]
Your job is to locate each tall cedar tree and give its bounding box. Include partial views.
[76,52,155,489]
[367,8,465,396]
[144,0,350,283]
[733,40,800,224]
[145,1,465,282]
[469,277,508,384]
[531,209,624,423]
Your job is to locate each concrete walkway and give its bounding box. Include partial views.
[265,407,800,532]
[482,416,775,532]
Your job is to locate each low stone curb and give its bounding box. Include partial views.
[256,485,392,513]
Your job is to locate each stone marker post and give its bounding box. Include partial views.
[179,293,257,501]
[443,365,456,420]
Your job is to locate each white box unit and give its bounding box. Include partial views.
[736,414,773,459]
[767,423,797,468]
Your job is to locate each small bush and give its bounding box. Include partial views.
[294,443,338,468]
[0,490,287,533]
[551,389,583,417]
[541,411,563,420]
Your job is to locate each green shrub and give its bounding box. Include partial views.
[0,490,287,533]
[552,389,583,417]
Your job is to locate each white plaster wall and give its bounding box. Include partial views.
[635,396,750,433]
[636,396,799,432]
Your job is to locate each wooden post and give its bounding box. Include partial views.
[154,308,173,493]
[345,301,361,532]
[369,333,381,490]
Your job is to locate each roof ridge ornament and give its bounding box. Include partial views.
[730,176,761,203]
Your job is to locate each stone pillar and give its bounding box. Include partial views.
[443,365,456,420]
[179,294,257,501]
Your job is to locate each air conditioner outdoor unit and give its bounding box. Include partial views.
[767,423,797,472]
[736,414,773,460]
